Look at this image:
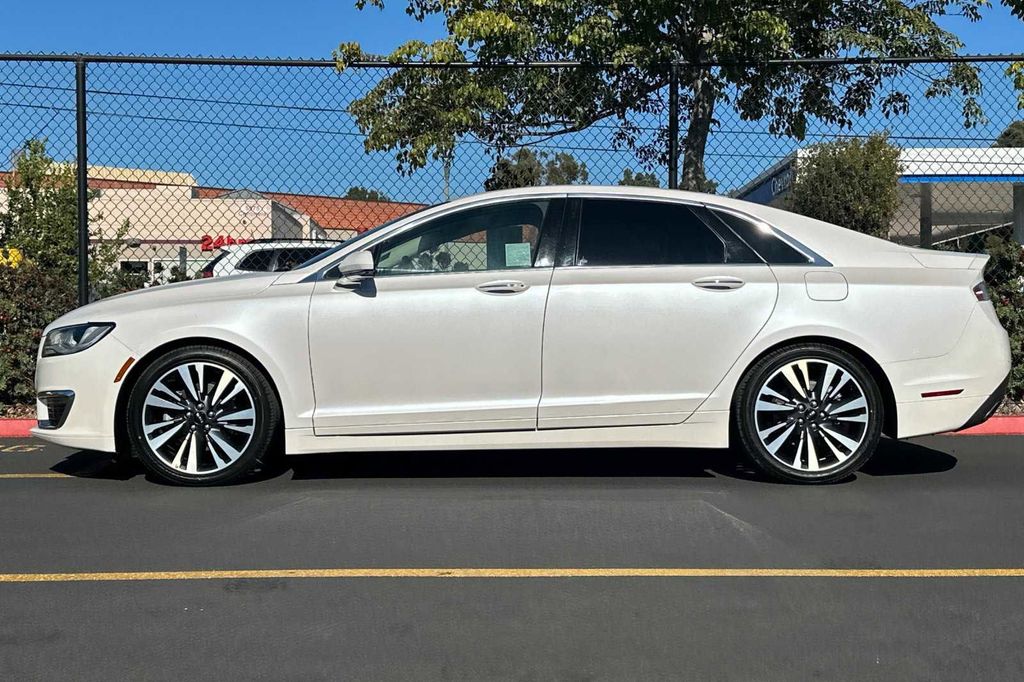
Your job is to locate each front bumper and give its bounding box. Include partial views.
[30,333,136,452]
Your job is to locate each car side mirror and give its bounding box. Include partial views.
[335,250,375,288]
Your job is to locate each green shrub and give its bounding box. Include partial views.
[0,262,76,405]
[981,234,1024,400]
[787,133,901,238]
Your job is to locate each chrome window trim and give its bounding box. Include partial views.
[705,204,832,267]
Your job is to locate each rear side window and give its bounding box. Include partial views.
[710,209,811,265]
[274,247,327,271]
[236,249,276,271]
[575,199,726,266]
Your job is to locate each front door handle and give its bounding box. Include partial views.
[692,276,745,291]
[476,280,530,295]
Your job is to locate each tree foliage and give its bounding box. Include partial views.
[344,185,391,201]
[337,0,1024,190]
[787,134,901,239]
[982,234,1024,400]
[0,139,141,404]
[484,148,588,190]
[994,121,1024,147]
[619,168,660,187]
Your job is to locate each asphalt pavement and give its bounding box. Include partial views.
[1,435,1024,680]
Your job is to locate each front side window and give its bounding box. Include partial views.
[575,199,726,266]
[375,200,550,276]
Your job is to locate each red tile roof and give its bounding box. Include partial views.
[0,172,427,233]
[194,187,426,232]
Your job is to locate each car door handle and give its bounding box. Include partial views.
[476,280,530,295]
[692,276,745,291]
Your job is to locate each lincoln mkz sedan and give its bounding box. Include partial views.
[33,186,1010,485]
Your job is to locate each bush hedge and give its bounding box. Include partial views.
[0,262,76,405]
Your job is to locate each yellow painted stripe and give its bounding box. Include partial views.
[0,473,71,479]
[2,568,1024,583]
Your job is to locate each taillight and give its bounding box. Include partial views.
[972,281,989,302]
[200,270,213,279]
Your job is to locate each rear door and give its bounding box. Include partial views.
[538,197,778,429]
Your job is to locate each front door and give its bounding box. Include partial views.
[539,198,778,429]
[309,198,563,436]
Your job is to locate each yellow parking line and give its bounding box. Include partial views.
[0,473,71,479]
[2,568,1024,583]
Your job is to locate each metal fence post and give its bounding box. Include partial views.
[1013,184,1024,246]
[667,61,679,190]
[919,183,933,248]
[75,58,89,306]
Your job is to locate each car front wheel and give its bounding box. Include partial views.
[734,343,883,483]
[125,345,281,486]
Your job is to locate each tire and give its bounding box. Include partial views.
[733,343,883,484]
[125,345,281,486]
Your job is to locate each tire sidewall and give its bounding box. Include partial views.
[125,346,275,486]
[736,345,884,483]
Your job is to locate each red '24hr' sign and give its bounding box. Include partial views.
[200,235,249,252]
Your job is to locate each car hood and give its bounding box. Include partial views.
[45,272,281,333]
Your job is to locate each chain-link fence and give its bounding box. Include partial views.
[0,54,1023,299]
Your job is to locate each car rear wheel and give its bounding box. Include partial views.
[125,345,280,486]
[734,343,883,483]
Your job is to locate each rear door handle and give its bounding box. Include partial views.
[476,280,530,295]
[692,276,745,291]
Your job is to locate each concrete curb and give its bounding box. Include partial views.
[2,417,1024,439]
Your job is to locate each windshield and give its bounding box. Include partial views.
[295,204,438,270]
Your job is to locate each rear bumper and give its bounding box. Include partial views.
[954,372,1008,432]
[886,303,1011,439]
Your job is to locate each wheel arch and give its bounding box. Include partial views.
[113,337,285,455]
[732,335,898,438]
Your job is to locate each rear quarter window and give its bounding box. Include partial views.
[709,209,812,265]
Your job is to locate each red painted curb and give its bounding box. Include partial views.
[954,416,1024,436]
[0,419,35,438]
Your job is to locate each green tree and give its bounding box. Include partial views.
[344,186,391,201]
[484,148,588,190]
[337,1,1024,191]
[787,134,901,239]
[994,121,1024,147]
[619,168,660,188]
[0,139,142,404]
[0,139,78,273]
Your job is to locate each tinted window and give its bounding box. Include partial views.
[376,200,549,276]
[236,249,275,271]
[710,210,811,265]
[576,199,725,266]
[274,247,328,271]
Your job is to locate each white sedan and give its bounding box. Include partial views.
[33,186,1010,485]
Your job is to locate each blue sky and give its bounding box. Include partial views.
[0,0,1021,60]
[1,2,1023,203]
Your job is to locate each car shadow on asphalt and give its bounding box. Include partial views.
[50,437,956,485]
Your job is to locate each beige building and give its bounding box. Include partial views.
[1,165,430,281]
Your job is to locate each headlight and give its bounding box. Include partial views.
[42,323,115,357]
